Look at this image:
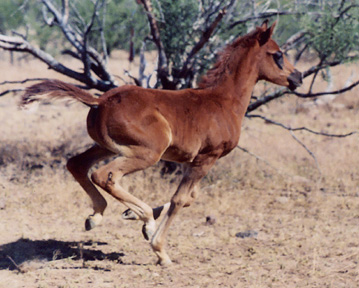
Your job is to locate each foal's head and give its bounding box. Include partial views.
[254,21,302,90]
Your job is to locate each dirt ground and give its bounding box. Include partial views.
[0,52,358,288]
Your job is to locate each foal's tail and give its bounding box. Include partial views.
[21,80,101,107]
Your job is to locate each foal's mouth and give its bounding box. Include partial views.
[288,70,303,91]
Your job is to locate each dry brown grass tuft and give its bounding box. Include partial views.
[0,53,358,287]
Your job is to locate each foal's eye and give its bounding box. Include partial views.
[273,51,284,70]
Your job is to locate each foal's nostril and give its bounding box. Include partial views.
[296,70,303,84]
[288,70,303,91]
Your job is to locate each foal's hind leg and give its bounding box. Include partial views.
[91,148,161,240]
[67,145,115,230]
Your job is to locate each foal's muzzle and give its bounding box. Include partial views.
[288,69,303,91]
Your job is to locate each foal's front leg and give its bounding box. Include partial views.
[122,203,171,240]
[122,165,199,227]
[122,184,200,237]
[122,185,198,240]
[122,202,171,221]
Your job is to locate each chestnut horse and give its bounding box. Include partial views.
[22,21,302,265]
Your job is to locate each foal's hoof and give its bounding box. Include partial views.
[122,208,140,220]
[142,224,152,241]
[85,217,96,231]
[142,220,156,241]
[156,257,173,266]
[85,214,103,231]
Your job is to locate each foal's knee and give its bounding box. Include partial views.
[183,187,199,207]
[91,170,117,191]
[172,193,193,209]
[91,170,104,187]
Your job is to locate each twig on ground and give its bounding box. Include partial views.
[6,255,24,273]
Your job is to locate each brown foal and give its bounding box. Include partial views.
[22,21,302,265]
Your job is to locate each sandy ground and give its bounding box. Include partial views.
[0,52,358,287]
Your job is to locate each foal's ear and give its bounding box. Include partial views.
[258,21,277,46]
[261,19,269,30]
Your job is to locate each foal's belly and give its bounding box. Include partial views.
[161,145,199,163]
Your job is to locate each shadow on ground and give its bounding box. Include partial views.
[0,238,125,271]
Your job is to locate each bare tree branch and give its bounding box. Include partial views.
[332,4,359,27]
[281,30,306,53]
[42,5,55,26]
[179,8,227,78]
[0,78,51,86]
[236,145,285,174]
[137,0,170,88]
[245,113,357,175]
[246,114,358,138]
[0,88,23,97]
[289,130,322,174]
[61,0,69,24]
[293,79,359,99]
[303,56,358,78]
[247,63,359,112]
[99,1,109,64]
[0,0,117,91]
[228,11,306,30]
[247,88,287,112]
[42,0,114,85]
[0,35,113,91]
[82,0,103,84]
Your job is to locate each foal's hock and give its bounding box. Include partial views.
[23,21,302,265]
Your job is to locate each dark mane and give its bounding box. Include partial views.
[198,30,258,89]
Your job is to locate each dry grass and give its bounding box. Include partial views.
[0,52,358,287]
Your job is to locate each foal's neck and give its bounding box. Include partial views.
[220,46,260,118]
